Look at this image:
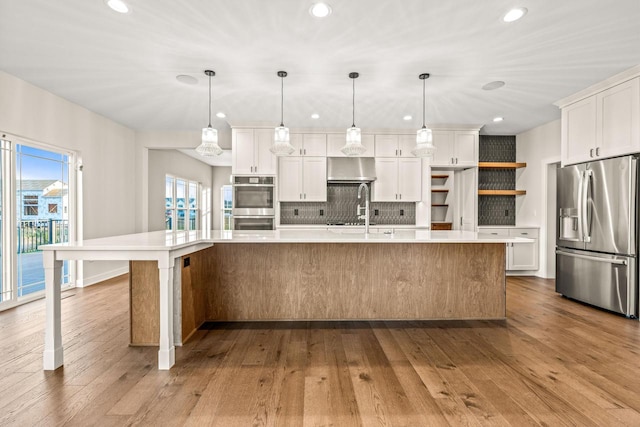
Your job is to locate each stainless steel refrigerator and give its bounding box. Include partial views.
[556,155,638,318]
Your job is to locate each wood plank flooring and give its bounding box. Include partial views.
[1,275,639,426]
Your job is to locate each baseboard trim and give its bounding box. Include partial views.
[78,267,129,288]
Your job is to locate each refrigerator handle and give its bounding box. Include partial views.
[582,169,592,243]
[577,170,585,241]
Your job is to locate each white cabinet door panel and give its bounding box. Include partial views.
[278,157,302,201]
[375,135,399,157]
[561,96,597,165]
[398,135,415,158]
[232,129,255,174]
[373,158,398,201]
[598,78,640,159]
[255,129,276,175]
[454,131,478,166]
[431,131,454,166]
[302,157,327,201]
[290,134,304,156]
[302,134,327,157]
[398,158,422,201]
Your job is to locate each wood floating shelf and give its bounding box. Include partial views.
[478,162,527,169]
[431,189,449,193]
[431,174,449,179]
[478,190,527,196]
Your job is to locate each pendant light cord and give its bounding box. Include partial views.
[208,74,212,128]
[352,77,356,128]
[422,76,426,129]
[280,75,284,127]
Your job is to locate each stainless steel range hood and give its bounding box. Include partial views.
[327,157,377,183]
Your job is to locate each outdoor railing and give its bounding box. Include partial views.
[17,219,69,253]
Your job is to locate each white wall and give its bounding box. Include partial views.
[147,149,214,231]
[0,71,136,285]
[212,167,232,230]
[516,119,561,278]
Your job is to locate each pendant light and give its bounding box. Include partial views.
[341,72,366,156]
[196,70,223,157]
[270,71,295,156]
[412,73,436,158]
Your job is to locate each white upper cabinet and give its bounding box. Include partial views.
[561,96,597,165]
[232,128,276,175]
[326,134,374,157]
[278,156,327,202]
[598,78,640,159]
[431,131,454,166]
[431,130,478,167]
[373,158,421,202]
[374,134,414,157]
[559,75,640,166]
[290,134,327,156]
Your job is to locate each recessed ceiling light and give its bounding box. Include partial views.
[482,80,506,91]
[216,112,226,118]
[493,117,504,122]
[403,115,412,121]
[311,113,320,119]
[176,74,197,85]
[502,7,527,23]
[310,3,332,18]
[105,0,129,14]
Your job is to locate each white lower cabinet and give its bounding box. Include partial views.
[373,158,421,201]
[278,157,327,201]
[481,227,539,271]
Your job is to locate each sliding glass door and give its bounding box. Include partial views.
[0,136,75,309]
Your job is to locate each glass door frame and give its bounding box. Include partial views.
[0,133,79,310]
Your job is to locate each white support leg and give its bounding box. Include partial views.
[43,251,63,370]
[157,255,175,370]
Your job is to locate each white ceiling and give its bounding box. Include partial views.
[1,0,639,136]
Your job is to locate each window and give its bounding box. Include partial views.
[166,175,200,231]
[48,203,58,214]
[23,195,38,216]
[221,185,232,230]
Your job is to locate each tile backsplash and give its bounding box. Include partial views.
[280,183,415,225]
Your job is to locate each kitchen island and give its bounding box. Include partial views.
[42,229,528,370]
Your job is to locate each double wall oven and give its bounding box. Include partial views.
[232,176,275,230]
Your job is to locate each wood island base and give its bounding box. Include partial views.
[130,243,506,346]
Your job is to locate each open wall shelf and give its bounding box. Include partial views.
[478,162,526,169]
[478,190,526,196]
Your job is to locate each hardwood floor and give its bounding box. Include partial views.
[1,275,639,426]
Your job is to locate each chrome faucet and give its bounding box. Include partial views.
[357,182,370,234]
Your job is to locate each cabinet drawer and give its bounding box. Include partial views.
[480,228,509,236]
[509,228,539,239]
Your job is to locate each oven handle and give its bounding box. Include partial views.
[232,184,275,187]
[233,216,275,219]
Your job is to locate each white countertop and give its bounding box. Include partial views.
[41,230,215,252]
[42,229,530,251]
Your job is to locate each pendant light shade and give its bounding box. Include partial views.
[341,72,366,156]
[271,71,295,156]
[412,73,437,158]
[196,70,223,157]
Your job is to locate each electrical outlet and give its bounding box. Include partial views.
[183,257,190,268]
[319,209,324,216]
[374,209,379,216]
[400,209,404,216]
[294,209,299,216]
